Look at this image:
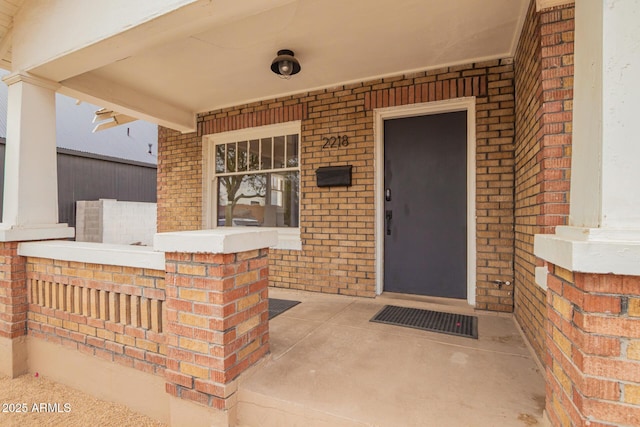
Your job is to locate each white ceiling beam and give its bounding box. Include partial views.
[24,0,296,82]
[92,114,137,133]
[59,72,195,133]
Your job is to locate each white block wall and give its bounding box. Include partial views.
[76,199,156,246]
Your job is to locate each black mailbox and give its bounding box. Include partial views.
[315,165,353,187]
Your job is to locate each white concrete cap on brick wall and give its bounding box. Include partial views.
[153,229,278,254]
[0,224,75,242]
[18,240,165,270]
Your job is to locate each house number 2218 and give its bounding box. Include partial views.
[322,135,349,149]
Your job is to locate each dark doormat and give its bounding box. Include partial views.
[268,298,301,320]
[370,305,478,339]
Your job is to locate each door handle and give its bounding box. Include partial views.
[386,210,392,235]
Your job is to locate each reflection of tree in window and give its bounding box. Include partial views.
[215,134,299,227]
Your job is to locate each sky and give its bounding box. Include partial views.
[0,69,158,165]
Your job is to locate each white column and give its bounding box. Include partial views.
[0,72,74,241]
[535,0,640,275]
[570,0,640,229]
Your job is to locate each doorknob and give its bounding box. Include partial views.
[386,210,392,235]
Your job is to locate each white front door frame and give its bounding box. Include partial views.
[373,97,477,306]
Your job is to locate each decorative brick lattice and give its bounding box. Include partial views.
[26,258,167,375]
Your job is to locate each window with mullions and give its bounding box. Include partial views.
[214,131,300,228]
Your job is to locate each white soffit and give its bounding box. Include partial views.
[0,0,24,69]
[71,0,528,117]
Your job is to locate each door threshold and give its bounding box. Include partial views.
[377,292,473,311]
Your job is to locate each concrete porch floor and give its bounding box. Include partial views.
[237,288,546,427]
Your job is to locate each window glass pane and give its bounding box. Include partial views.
[217,174,266,227]
[215,145,225,173]
[213,128,299,229]
[217,172,299,227]
[226,143,236,172]
[237,141,248,172]
[282,171,300,227]
[248,139,260,171]
[260,138,272,170]
[273,136,285,169]
[286,134,299,167]
[264,171,299,227]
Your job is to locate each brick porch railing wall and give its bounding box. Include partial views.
[0,230,275,425]
[164,249,269,410]
[545,264,640,426]
[0,242,27,340]
[26,258,167,374]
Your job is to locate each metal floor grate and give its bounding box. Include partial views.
[268,298,301,320]
[370,305,478,339]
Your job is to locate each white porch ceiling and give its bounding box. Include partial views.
[2,0,528,131]
[0,0,23,69]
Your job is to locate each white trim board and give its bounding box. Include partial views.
[373,97,477,306]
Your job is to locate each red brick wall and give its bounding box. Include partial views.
[545,265,640,426]
[26,258,167,376]
[159,61,516,311]
[18,244,271,413]
[164,249,269,409]
[0,242,27,339]
[514,1,574,362]
[538,5,574,236]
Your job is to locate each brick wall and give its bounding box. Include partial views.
[0,242,27,339]
[545,265,640,426]
[157,127,203,232]
[164,249,269,409]
[159,61,516,311]
[26,258,167,376]
[514,0,574,361]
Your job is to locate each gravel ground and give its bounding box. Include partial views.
[0,374,166,427]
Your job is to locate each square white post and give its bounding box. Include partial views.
[535,0,640,276]
[0,72,74,241]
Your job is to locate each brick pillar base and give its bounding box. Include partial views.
[545,264,640,426]
[164,249,269,409]
[0,242,28,377]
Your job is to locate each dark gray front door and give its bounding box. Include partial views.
[383,111,467,298]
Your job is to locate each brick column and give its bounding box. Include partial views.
[155,229,276,425]
[545,265,640,426]
[0,241,28,377]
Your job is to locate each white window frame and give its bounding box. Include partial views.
[203,121,302,250]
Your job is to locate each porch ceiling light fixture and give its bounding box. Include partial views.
[271,49,301,79]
